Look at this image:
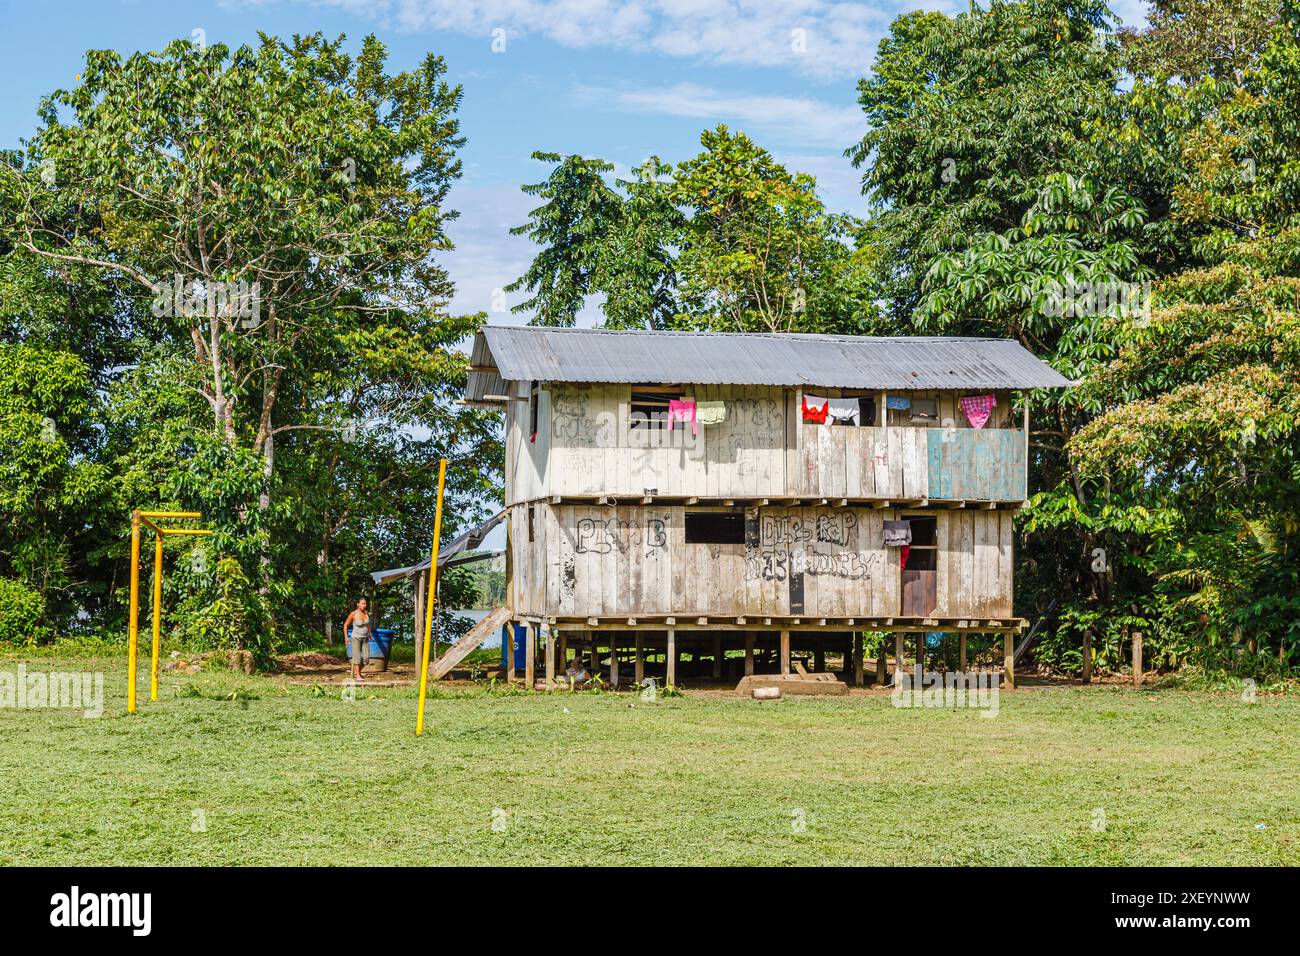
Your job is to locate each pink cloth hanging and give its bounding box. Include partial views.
[959,394,997,429]
[667,399,697,435]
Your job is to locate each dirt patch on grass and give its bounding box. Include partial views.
[270,651,501,687]
[272,651,420,685]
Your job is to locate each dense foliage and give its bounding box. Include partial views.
[0,34,500,653]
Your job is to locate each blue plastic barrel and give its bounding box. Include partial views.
[346,626,394,660]
[500,623,526,670]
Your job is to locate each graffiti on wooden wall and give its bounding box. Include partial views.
[743,510,879,582]
[575,515,669,556]
[726,397,784,448]
[551,390,610,448]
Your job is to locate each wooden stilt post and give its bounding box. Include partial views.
[544,625,556,689]
[524,623,536,690]
[1132,631,1143,686]
[853,633,864,687]
[915,633,925,688]
[1003,632,1015,690]
[1081,629,1092,684]
[413,570,426,669]
[634,632,644,686]
[558,632,568,673]
[959,632,967,673]
[666,629,677,686]
[712,635,723,680]
[610,634,620,688]
[744,632,754,676]
[893,633,905,688]
[875,637,887,686]
[589,640,598,671]
[505,622,516,683]
[780,629,791,676]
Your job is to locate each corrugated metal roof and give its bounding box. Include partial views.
[466,325,1071,399]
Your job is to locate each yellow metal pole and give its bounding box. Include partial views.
[415,459,448,737]
[151,531,163,702]
[138,511,203,518]
[127,511,141,714]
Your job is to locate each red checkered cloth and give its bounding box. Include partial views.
[959,394,997,430]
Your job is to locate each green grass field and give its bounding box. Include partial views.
[1,653,1297,866]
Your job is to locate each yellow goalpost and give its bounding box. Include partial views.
[128,473,445,728]
[415,458,448,737]
[127,510,213,713]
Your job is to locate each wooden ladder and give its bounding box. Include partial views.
[429,606,513,681]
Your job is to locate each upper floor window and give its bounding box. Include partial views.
[630,386,683,430]
[803,390,876,426]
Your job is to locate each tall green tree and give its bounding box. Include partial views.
[506,152,628,326]
[1069,1,1300,671]
[843,0,1255,675]
[0,34,500,646]
[850,0,1298,675]
[508,126,875,332]
[0,32,475,544]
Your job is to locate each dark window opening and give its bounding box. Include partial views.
[630,387,683,430]
[827,389,876,427]
[527,505,535,543]
[857,396,876,425]
[528,382,539,443]
[908,516,937,547]
[902,515,937,570]
[685,511,745,544]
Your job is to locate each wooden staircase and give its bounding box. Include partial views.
[429,606,512,681]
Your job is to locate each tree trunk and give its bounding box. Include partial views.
[319,535,334,644]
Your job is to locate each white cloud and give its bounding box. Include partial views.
[244,1,1153,80]
[586,81,863,148]
[256,0,959,79]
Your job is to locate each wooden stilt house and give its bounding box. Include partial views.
[465,326,1071,688]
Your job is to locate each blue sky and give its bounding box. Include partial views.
[0,0,1151,324]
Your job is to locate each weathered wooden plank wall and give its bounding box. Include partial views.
[505,383,1024,506]
[926,428,1027,501]
[509,503,1013,620]
[797,425,930,499]
[504,380,551,504]
[540,384,787,503]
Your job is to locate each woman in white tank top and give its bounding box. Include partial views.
[344,598,372,682]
